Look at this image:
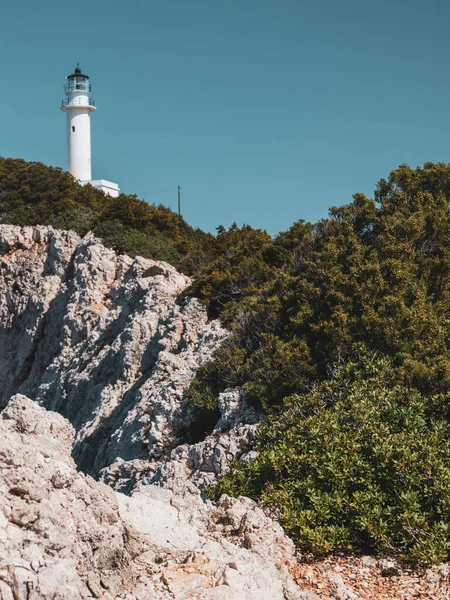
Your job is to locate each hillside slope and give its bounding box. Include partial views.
[0,157,216,270]
[4,158,450,566]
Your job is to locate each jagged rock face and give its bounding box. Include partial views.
[0,225,227,477]
[100,387,262,494]
[134,387,264,496]
[0,395,135,599]
[0,395,308,600]
[0,225,311,599]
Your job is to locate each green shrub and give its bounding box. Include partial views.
[187,338,246,411]
[49,207,97,235]
[142,265,165,278]
[210,352,450,565]
[93,219,180,264]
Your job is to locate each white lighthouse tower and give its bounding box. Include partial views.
[61,65,119,197]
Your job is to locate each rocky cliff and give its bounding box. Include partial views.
[0,225,311,599]
[0,225,231,480]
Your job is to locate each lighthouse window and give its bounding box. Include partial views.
[72,126,75,132]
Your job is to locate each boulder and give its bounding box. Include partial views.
[0,395,309,599]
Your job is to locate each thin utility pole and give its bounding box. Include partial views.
[178,186,181,216]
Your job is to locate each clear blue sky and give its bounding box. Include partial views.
[1,0,449,235]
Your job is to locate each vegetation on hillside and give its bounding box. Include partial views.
[3,156,450,564]
[0,157,215,268]
[186,162,450,564]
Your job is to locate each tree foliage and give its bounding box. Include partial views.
[187,162,450,564]
[190,163,450,410]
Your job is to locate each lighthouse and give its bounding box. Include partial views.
[61,65,95,181]
[61,65,119,197]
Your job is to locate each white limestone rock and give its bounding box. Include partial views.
[0,395,309,599]
[137,387,263,495]
[0,395,136,599]
[0,225,228,478]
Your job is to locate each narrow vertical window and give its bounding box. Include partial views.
[72,126,75,132]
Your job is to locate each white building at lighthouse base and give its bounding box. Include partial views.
[80,179,120,198]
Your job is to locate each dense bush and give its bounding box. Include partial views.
[179,223,273,316]
[189,163,450,412]
[187,162,450,564]
[210,353,450,565]
[93,219,180,264]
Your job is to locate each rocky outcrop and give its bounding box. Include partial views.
[0,225,227,478]
[0,395,308,599]
[137,387,263,496]
[0,395,135,599]
[0,226,311,598]
[100,387,263,494]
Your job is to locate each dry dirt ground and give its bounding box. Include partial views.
[292,555,450,600]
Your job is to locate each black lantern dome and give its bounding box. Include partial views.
[67,64,89,80]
